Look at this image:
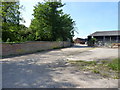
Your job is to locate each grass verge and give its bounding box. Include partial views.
[68,58,120,79]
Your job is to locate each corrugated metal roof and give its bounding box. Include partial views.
[88,30,120,36]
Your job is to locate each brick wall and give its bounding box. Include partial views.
[1,41,71,57]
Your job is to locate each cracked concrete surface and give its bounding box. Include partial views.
[1,44,119,88]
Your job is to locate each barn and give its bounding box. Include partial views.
[88,30,120,47]
[74,38,87,44]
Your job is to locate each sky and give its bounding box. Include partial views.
[20,0,118,39]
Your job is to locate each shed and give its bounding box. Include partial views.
[88,30,120,46]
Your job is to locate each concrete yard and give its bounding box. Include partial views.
[1,44,119,88]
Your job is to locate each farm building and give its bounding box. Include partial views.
[88,30,120,47]
[74,38,87,44]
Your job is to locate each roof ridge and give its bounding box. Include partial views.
[88,30,120,36]
[96,30,119,32]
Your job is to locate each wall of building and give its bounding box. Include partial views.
[93,36,120,47]
[88,35,120,47]
[1,41,72,57]
[94,36,120,42]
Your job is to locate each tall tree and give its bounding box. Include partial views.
[30,0,75,41]
[1,0,24,42]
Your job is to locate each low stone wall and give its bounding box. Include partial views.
[1,41,72,57]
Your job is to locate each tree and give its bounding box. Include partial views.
[30,0,75,42]
[88,38,97,46]
[1,1,24,42]
[59,14,75,41]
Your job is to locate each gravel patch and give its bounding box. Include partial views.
[1,44,119,88]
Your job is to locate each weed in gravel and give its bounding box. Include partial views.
[68,58,120,79]
[92,69,100,74]
[107,58,119,71]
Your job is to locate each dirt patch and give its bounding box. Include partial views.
[1,45,119,88]
[68,58,119,79]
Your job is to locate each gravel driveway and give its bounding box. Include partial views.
[1,44,119,88]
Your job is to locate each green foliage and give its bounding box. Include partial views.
[1,1,25,42]
[1,2,22,24]
[30,0,75,42]
[90,38,97,42]
[92,69,100,74]
[6,38,10,42]
[88,38,97,46]
[68,58,120,79]
[69,60,97,67]
[107,58,119,71]
[2,0,75,42]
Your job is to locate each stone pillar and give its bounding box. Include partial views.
[103,36,106,42]
[110,36,111,43]
[103,36,105,46]
[116,36,119,43]
[109,37,112,48]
